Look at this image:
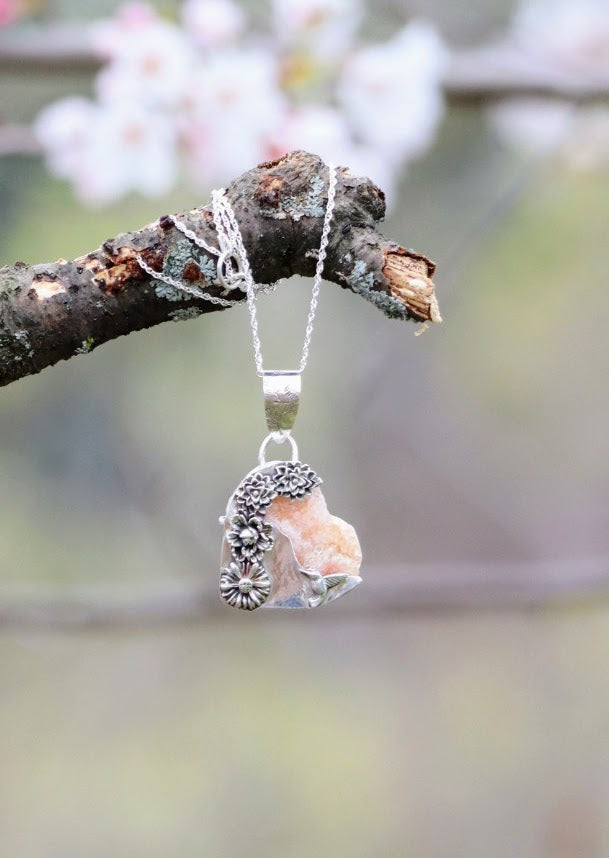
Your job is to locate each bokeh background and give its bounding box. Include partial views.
[1,1,609,856]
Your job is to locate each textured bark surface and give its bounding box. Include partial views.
[0,150,440,387]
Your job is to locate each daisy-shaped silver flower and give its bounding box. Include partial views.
[220,561,271,610]
[234,472,278,516]
[273,461,321,499]
[227,513,274,562]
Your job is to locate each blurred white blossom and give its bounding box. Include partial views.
[34,1,448,206]
[267,104,397,197]
[181,0,245,48]
[92,9,195,108]
[489,0,609,168]
[272,0,362,61]
[36,99,177,205]
[338,21,448,164]
[564,106,609,169]
[34,96,96,180]
[90,2,159,60]
[182,49,286,185]
[267,104,351,161]
[512,0,609,75]
[490,99,575,154]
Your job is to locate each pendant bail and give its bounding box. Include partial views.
[262,370,301,433]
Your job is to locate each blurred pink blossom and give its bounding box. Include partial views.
[0,0,18,26]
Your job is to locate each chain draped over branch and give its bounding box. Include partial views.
[0,151,439,388]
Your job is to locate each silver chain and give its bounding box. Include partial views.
[298,163,337,373]
[136,162,337,376]
[135,254,235,307]
[212,162,337,375]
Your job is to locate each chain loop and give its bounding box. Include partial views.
[135,254,235,307]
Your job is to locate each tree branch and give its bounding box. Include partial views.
[1,557,608,632]
[1,26,608,103]
[445,46,609,104]
[0,150,439,387]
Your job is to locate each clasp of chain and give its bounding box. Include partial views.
[217,250,246,292]
[262,370,301,433]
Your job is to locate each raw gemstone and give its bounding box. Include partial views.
[264,486,362,578]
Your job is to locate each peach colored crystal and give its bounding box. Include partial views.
[265,486,362,578]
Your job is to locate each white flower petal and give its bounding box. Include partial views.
[33,96,97,180]
[337,20,448,162]
[181,0,245,48]
[489,98,575,154]
[183,48,285,185]
[272,0,363,60]
[92,13,194,108]
[513,0,609,74]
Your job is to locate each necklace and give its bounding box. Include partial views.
[138,162,362,611]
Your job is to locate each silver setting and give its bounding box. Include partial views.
[220,560,271,610]
[263,370,301,432]
[220,457,326,610]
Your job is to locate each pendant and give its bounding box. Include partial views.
[218,372,363,610]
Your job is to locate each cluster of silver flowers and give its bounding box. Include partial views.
[221,460,321,610]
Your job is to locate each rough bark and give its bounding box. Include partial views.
[0,150,440,387]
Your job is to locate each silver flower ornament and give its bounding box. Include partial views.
[220,561,271,610]
[227,513,274,562]
[273,461,321,499]
[234,472,278,516]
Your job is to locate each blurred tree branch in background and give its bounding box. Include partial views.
[2,557,608,631]
[1,26,609,103]
[0,150,439,387]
